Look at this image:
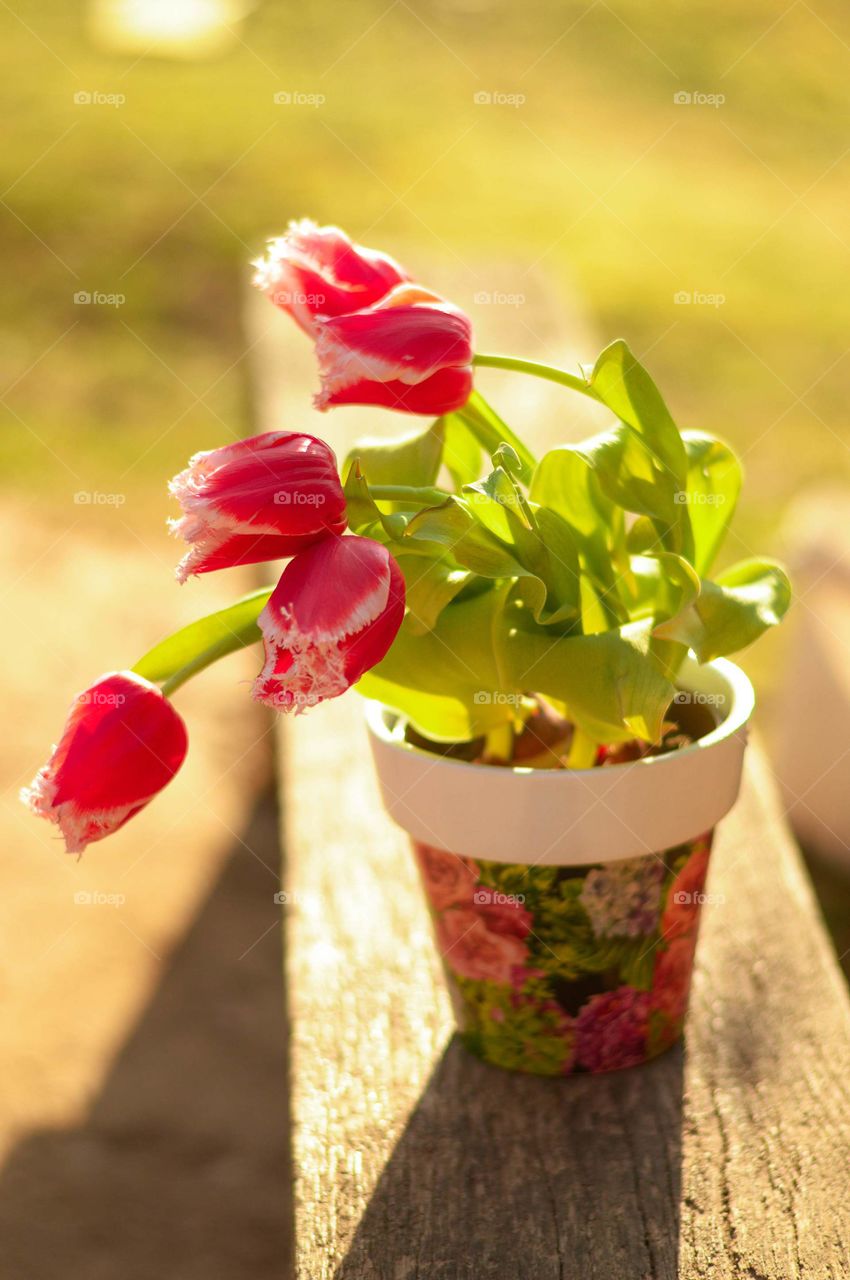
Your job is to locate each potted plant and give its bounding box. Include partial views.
[23,221,790,1075]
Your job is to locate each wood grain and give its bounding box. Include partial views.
[248,288,850,1279]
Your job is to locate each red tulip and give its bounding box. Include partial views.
[169,430,347,582]
[254,219,409,335]
[22,672,188,855]
[254,535,405,711]
[313,284,474,415]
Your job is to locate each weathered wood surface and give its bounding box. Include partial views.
[249,284,850,1279]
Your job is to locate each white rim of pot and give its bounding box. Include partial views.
[364,657,754,866]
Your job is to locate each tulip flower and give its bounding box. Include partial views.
[254,535,405,711]
[22,671,188,855]
[313,283,474,415]
[169,430,348,582]
[254,219,409,336]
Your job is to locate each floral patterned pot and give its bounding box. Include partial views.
[365,657,754,1076]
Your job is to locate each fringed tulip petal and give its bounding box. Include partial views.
[169,429,347,581]
[254,536,405,712]
[253,219,409,334]
[21,672,188,855]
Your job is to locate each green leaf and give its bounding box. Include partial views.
[531,506,582,626]
[682,431,742,576]
[392,554,472,636]
[441,411,483,490]
[343,418,444,488]
[342,460,407,540]
[531,446,629,627]
[405,497,527,578]
[133,585,271,692]
[530,445,613,540]
[456,390,537,484]
[590,339,688,490]
[357,586,517,741]
[654,558,792,661]
[625,552,701,626]
[463,465,532,543]
[498,596,675,742]
[577,425,686,555]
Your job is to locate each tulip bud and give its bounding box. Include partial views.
[22,672,188,855]
[169,430,347,582]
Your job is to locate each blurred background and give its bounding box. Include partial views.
[2,0,849,1275]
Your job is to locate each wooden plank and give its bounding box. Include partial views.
[248,285,850,1279]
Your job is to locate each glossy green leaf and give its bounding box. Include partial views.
[392,554,472,636]
[577,425,687,556]
[456,390,537,483]
[682,431,742,576]
[441,411,483,490]
[358,587,516,741]
[133,585,272,693]
[626,552,701,626]
[654,558,791,661]
[343,461,407,540]
[343,418,444,489]
[405,497,526,578]
[589,339,688,490]
[530,446,628,626]
[498,596,675,743]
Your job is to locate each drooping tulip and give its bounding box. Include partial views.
[313,284,474,415]
[253,219,409,336]
[169,430,348,582]
[21,672,188,855]
[254,535,405,712]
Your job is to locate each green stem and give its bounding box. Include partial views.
[133,585,273,698]
[369,484,450,506]
[473,352,599,402]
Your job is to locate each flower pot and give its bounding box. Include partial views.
[365,657,754,1076]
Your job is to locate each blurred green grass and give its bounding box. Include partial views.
[2,0,848,593]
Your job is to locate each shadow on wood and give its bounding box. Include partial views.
[0,787,294,1280]
[337,1035,684,1280]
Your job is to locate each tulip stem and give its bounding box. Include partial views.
[134,585,273,698]
[369,484,451,506]
[473,353,598,402]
